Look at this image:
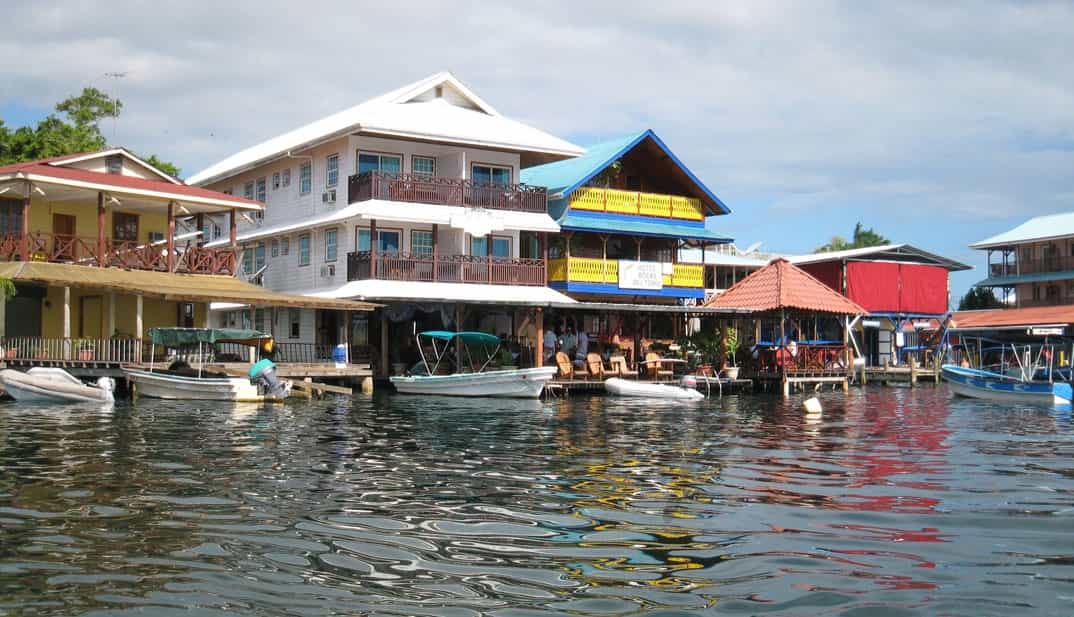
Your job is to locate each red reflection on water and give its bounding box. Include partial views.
[829,524,949,544]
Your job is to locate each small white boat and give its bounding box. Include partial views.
[124,368,268,401]
[0,368,114,404]
[942,365,1072,406]
[604,377,705,400]
[390,331,557,398]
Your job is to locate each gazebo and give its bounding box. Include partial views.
[704,258,867,395]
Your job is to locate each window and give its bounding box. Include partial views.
[112,212,139,242]
[105,154,123,174]
[271,239,279,258]
[300,162,312,195]
[256,177,267,203]
[356,227,400,253]
[289,308,301,339]
[325,228,338,262]
[470,235,511,258]
[282,168,291,187]
[254,242,266,272]
[272,172,281,190]
[411,230,434,256]
[357,152,401,175]
[242,246,254,275]
[281,237,290,256]
[244,181,254,200]
[0,200,23,236]
[211,222,222,240]
[326,154,339,187]
[178,303,195,328]
[471,164,511,186]
[298,234,311,266]
[412,156,435,177]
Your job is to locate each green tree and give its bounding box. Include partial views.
[957,287,1003,311]
[815,222,890,253]
[0,88,179,176]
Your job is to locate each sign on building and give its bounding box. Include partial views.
[619,260,663,290]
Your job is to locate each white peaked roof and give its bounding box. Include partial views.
[788,243,971,271]
[188,72,584,186]
[971,212,1074,249]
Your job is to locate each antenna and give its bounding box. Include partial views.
[102,72,127,141]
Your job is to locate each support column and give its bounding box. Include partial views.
[229,209,238,275]
[455,303,464,369]
[166,201,176,272]
[535,308,544,368]
[487,234,493,284]
[540,232,549,286]
[97,192,107,266]
[343,311,352,364]
[63,286,71,360]
[196,213,205,246]
[369,218,378,279]
[0,290,6,339]
[431,223,439,282]
[107,292,116,338]
[135,294,144,363]
[201,303,210,329]
[379,311,389,378]
[19,195,30,262]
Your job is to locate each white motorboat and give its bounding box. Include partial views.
[0,368,114,404]
[122,328,291,402]
[390,331,557,398]
[604,377,705,400]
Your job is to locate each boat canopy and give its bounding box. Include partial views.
[419,331,500,346]
[149,327,271,347]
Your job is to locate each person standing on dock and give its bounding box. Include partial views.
[574,329,590,369]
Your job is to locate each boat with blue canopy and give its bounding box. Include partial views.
[941,331,1073,406]
[390,330,557,398]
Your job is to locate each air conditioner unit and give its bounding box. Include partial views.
[322,189,337,204]
[319,264,335,277]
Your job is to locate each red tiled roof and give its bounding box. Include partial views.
[703,258,867,314]
[0,160,260,209]
[950,306,1074,329]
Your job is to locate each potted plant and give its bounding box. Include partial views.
[723,327,741,380]
[76,339,96,361]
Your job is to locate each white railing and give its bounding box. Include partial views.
[0,337,143,363]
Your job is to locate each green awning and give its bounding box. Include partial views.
[149,327,270,347]
[419,330,500,345]
[559,212,732,243]
[974,271,1074,287]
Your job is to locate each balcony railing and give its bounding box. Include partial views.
[0,232,236,275]
[347,171,547,213]
[347,251,545,286]
[1018,297,1071,308]
[1,337,144,363]
[569,187,704,221]
[547,257,704,288]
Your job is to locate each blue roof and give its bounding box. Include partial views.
[974,271,1074,287]
[971,211,1074,248]
[521,129,731,215]
[560,211,732,243]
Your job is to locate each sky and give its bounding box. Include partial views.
[1,1,1072,302]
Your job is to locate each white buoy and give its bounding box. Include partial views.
[802,396,823,414]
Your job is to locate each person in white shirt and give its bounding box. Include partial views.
[574,330,590,368]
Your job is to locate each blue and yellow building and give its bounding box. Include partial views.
[521,130,731,304]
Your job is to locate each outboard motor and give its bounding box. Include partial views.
[249,359,288,398]
[679,375,698,390]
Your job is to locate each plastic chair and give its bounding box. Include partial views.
[555,352,574,379]
[586,353,607,379]
[645,352,674,381]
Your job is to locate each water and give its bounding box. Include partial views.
[1,386,1074,616]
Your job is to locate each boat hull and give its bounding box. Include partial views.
[941,365,1073,406]
[123,369,266,401]
[0,368,114,404]
[390,367,557,398]
[604,377,705,400]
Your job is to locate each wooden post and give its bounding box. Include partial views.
[0,290,5,339]
[379,311,388,378]
[19,195,30,262]
[369,219,378,279]
[601,235,608,283]
[431,223,439,282]
[166,201,176,272]
[535,308,544,368]
[196,213,205,246]
[97,192,107,266]
[455,303,464,369]
[343,310,351,364]
[107,292,116,338]
[229,209,238,247]
[541,232,549,285]
[910,356,918,387]
[135,294,144,362]
[486,234,493,284]
[62,286,71,360]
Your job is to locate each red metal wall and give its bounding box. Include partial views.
[898,263,949,314]
[844,261,948,314]
[799,261,843,294]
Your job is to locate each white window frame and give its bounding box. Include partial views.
[326,154,339,188]
[471,163,512,185]
[298,234,311,266]
[356,151,402,174]
[282,168,291,187]
[272,172,280,190]
[281,237,290,256]
[289,308,301,339]
[470,234,512,258]
[243,181,254,200]
[255,177,267,203]
[325,228,338,262]
[412,155,436,177]
[411,229,434,256]
[270,239,279,258]
[299,162,312,195]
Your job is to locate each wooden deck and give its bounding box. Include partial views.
[547,377,753,396]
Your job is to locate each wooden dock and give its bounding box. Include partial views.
[860,358,941,386]
[547,377,753,396]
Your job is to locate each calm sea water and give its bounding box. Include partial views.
[1,386,1073,616]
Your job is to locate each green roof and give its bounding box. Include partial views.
[149,327,270,346]
[974,271,1074,287]
[419,331,500,345]
[559,212,732,242]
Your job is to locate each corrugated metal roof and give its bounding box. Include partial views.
[559,211,732,242]
[520,130,731,215]
[703,258,867,315]
[971,212,1074,249]
[789,243,971,271]
[974,271,1074,287]
[950,306,1074,329]
[307,279,576,306]
[678,247,769,267]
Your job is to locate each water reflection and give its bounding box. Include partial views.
[0,387,1073,615]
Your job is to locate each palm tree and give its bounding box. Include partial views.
[814,223,889,253]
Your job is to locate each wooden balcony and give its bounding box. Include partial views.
[347,171,547,213]
[1014,256,1074,276]
[0,232,237,275]
[347,251,546,286]
[547,257,704,288]
[569,187,704,221]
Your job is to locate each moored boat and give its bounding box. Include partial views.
[390,331,557,398]
[0,367,114,404]
[941,364,1073,406]
[604,376,705,400]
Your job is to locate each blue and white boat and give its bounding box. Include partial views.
[941,364,1073,406]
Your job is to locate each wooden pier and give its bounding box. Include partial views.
[859,358,942,386]
[547,377,753,396]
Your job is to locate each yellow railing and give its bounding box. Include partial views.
[547,258,702,288]
[569,187,704,221]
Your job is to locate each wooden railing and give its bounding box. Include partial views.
[1015,256,1074,275]
[347,251,546,286]
[1,337,144,363]
[0,233,236,275]
[347,171,547,213]
[547,257,704,288]
[569,187,704,221]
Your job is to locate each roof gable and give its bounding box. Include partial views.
[971,212,1074,249]
[35,148,181,184]
[704,258,867,314]
[520,129,731,216]
[789,243,971,272]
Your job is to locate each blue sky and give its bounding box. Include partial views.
[1,1,1071,305]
